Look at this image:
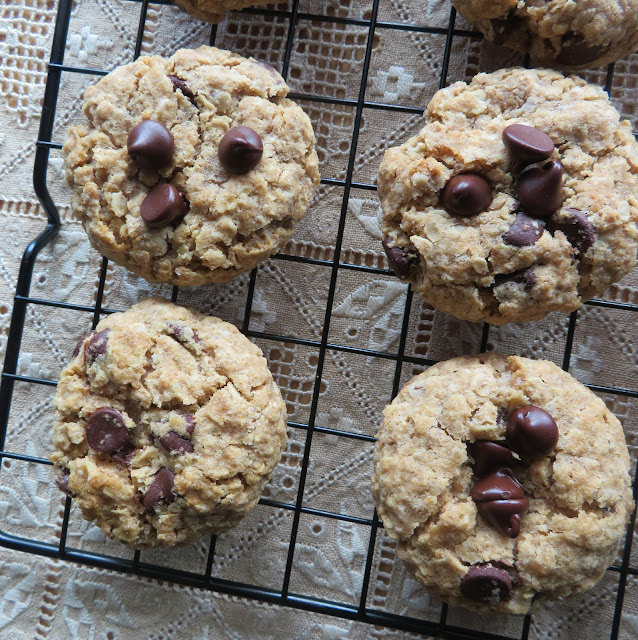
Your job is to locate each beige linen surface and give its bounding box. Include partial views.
[0,0,637,638]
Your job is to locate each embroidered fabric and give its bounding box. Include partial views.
[0,0,637,638]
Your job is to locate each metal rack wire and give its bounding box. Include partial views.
[0,0,636,638]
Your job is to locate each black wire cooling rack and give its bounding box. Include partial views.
[1,0,637,638]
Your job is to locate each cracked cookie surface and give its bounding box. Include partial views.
[175,0,285,23]
[452,0,638,69]
[371,354,633,613]
[51,297,288,548]
[63,46,319,286]
[378,68,638,325]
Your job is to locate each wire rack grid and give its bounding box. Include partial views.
[0,0,637,638]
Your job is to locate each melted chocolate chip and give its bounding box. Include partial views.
[166,322,200,344]
[184,415,196,435]
[470,441,518,477]
[382,236,412,279]
[218,126,263,174]
[127,121,174,170]
[471,468,529,538]
[503,212,546,247]
[72,331,92,358]
[503,124,555,169]
[55,472,75,497]
[140,184,189,229]
[493,268,536,290]
[85,407,130,453]
[85,329,110,365]
[160,431,194,455]
[518,159,563,218]
[556,34,606,67]
[471,468,525,502]
[460,564,513,603]
[507,405,558,457]
[168,75,196,104]
[547,208,596,257]
[112,444,136,466]
[441,173,492,217]
[143,467,176,511]
[491,10,521,46]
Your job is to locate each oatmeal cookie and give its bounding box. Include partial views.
[63,46,319,286]
[452,0,638,69]
[51,298,288,547]
[378,68,638,325]
[175,0,285,23]
[371,354,633,613]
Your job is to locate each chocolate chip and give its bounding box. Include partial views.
[168,75,196,104]
[85,329,110,365]
[55,472,75,497]
[470,468,529,538]
[556,34,606,67]
[503,124,554,169]
[72,332,92,358]
[127,120,174,170]
[518,159,563,218]
[503,212,546,247]
[382,236,412,279]
[493,268,536,290]
[143,467,175,511]
[507,405,558,457]
[218,126,263,174]
[85,407,130,453]
[491,10,523,46]
[166,322,200,344]
[460,564,513,603]
[441,173,492,218]
[256,60,281,78]
[159,431,194,455]
[547,208,595,257]
[140,184,189,229]
[470,441,518,477]
[184,415,196,435]
[471,468,525,502]
[112,444,136,466]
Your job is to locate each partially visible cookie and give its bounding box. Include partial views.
[63,46,319,286]
[175,0,285,23]
[51,298,288,548]
[372,354,633,613]
[378,68,638,325]
[452,0,638,69]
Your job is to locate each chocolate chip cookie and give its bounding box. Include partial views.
[378,68,638,325]
[175,0,285,23]
[372,354,633,613]
[452,0,638,69]
[63,46,320,286]
[51,298,288,548]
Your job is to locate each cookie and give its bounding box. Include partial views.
[51,298,288,548]
[175,0,285,23]
[451,0,638,70]
[378,68,638,326]
[63,46,320,286]
[371,354,633,614]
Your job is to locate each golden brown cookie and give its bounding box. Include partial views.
[452,0,638,69]
[372,354,633,613]
[51,298,288,548]
[63,46,320,286]
[378,68,638,325]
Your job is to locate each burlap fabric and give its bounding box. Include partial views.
[0,0,636,638]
